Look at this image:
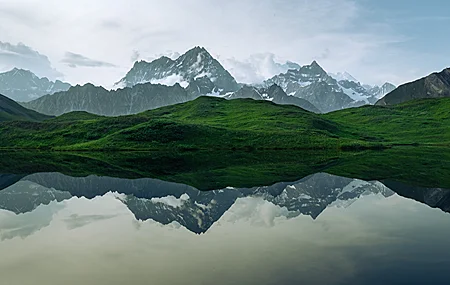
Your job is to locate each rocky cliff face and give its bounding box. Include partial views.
[22,83,193,116]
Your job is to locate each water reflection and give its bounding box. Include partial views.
[0,172,449,285]
[0,173,399,234]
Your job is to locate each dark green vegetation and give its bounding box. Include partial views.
[0,97,348,150]
[1,96,450,151]
[376,68,450,106]
[0,150,338,190]
[1,147,449,190]
[0,94,52,122]
[326,147,450,189]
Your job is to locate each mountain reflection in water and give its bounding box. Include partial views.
[0,171,449,285]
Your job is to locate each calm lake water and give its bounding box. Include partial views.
[0,171,449,285]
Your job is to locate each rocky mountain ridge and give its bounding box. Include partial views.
[377,68,450,106]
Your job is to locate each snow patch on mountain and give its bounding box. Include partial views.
[338,83,370,103]
[338,180,371,197]
[150,74,189,88]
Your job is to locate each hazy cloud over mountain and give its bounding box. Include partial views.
[0,41,62,80]
[221,53,301,84]
[62,52,117,68]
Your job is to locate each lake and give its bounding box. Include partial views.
[0,160,449,285]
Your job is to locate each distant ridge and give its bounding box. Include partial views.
[22,82,192,116]
[0,68,71,102]
[377,68,450,106]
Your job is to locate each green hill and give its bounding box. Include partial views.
[1,96,450,151]
[0,94,52,122]
[325,98,450,146]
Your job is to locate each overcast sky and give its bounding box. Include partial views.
[0,0,448,87]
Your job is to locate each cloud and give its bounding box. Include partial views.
[64,214,118,230]
[221,53,302,84]
[223,197,291,227]
[130,50,140,62]
[62,52,117,68]
[0,3,52,28]
[0,41,63,80]
[130,49,181,63]
[0,200,65,241]
[100,19,122,29]
[0,0,446,86]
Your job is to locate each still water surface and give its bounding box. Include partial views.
[0,172,449,285]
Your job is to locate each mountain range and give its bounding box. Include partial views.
[0,68,71,102]
[2,46,450,129]
[1,47,397,115]
[22,82,193,116]
[21,81,320,116]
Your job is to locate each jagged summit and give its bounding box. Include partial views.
[9,68,36,76]
[264,61,360,112]
[263,60,396,112]
[309,60,323,69]
[115,46,239,93]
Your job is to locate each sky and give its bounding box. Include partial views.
[0,0,448,87]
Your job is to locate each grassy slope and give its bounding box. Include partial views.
[325,98,450,146]
[0,96,450,150]
[0,94,52,122]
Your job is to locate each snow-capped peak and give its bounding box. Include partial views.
[114,46,239,93]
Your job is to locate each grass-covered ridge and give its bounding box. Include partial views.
[325,98,450,146]
[1,96,450,151]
